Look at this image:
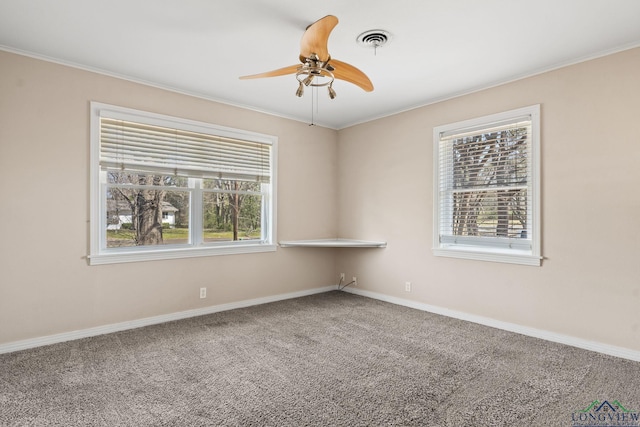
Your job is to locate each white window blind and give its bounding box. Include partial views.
[100,118,271,182]
[89,102,277,265]
[433,105,541,266]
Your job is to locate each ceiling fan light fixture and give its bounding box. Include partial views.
[296,65,334,87]
[295,81,304,97]
[328,84,337,100]
[302,74,315,86]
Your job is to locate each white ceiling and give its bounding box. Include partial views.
[2,1,640,129]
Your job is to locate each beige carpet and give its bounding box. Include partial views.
[1,291,639,426]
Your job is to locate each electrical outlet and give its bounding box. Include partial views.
[353,276,358,286]
[200,287,207,299]
[340,273,345,281]
[405,282,411,292]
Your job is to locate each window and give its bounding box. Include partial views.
[89,102,277,265]
[433,105,540,266]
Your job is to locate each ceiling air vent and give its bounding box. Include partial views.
[357,30,391,51]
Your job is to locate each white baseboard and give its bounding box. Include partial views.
[5,285,639,362]
[342,287,640,362]
[0,285,338,355]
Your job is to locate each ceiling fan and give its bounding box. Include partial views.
[240,15,374,99]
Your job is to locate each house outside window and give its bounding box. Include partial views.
[433,105,541,266]
[89,102,277,265]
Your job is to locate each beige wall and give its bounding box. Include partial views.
[337,47,640,351]
[2,47,639,354]
[0,51,339,344]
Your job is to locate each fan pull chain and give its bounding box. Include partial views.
[309,85,316,126]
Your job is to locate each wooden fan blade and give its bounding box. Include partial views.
[299,15,338,63]
[329,59,374,92]
[239,64,300,80]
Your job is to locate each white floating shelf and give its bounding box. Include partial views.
[279,239,387,248]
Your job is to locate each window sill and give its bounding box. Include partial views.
[433,247,541,266]
[88,243,277,265]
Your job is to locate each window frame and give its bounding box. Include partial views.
[432,105,541,266]
[89,102,277,265]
